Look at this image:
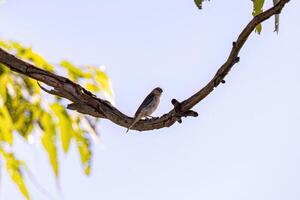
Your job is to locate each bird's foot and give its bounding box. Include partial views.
[145,115,159,120]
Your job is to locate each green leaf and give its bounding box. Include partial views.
[84,165,91,175]
[0,73,8,103]
[50,103,73,153]
[252,0,265,34]
[60,61,91,80]
[0,106,14,145]
[0,149,30,200]
[85,82,100,93]
[73,127,92,175]
[7,159,30,200]
[255,24,262,34]
[0,40,10,50]
[0,39,115,196]
[14,109,35,139]
[40,112,59,176]
[194,0,203,9]
[95,70,114,99]
[10,42,54,71]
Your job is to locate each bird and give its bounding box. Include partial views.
[126,87,163,133]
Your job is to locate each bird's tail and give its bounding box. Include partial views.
[126,113,143,133]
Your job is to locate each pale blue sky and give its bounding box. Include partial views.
[0,0,300,200]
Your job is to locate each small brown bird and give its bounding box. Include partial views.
[126,87,163,133]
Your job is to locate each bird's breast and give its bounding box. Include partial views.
[144,97,160,115]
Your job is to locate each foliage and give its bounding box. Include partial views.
[0,40,113,199]
[194,0,280,34]
[194,0,210,9]
[252,0,265,34]
[0,0,283,199]
[194,0,203,9]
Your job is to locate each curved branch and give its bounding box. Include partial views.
[0,0,290,132]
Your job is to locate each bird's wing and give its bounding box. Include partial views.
[135,92,155,116]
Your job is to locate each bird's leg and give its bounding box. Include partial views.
[145,115,154,119]
[145,115,159,120]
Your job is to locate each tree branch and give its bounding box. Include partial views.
[0,0,290,132]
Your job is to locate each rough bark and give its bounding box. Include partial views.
[0,0,290,131]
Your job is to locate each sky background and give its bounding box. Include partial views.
[0,0,300,199]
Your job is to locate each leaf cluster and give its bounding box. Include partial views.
[0,40,113,199]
